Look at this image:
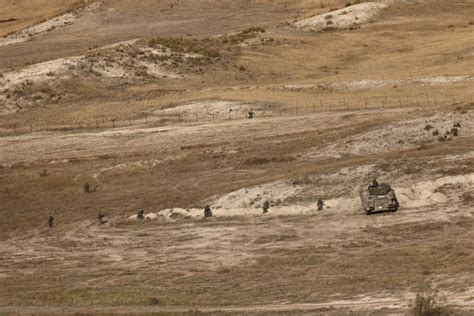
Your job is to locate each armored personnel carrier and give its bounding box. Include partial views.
[360,182,399,215]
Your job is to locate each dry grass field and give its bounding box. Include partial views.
[0,0,473,315]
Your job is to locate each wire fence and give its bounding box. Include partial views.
[0,95,471,136]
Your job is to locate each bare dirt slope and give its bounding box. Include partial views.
[0,0,473,315]
[0,0,85,37]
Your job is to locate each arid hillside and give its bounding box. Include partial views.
[0,0,473,315]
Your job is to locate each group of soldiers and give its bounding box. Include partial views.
[202,198,324,218]
[48,212,109,228]
[47,198,327,228]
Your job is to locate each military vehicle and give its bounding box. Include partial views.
[360,182,399,215]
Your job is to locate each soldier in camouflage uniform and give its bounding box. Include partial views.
[98,212,107,225]
[204,205,212,218]
[48,215,54,228]
[262,200,270,214]
[317,198,324,211]
[369,178,379,189]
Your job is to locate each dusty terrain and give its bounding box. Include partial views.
[0,0,473,315]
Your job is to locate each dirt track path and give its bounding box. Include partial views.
[1,287,473,315]
[0,300,406,315]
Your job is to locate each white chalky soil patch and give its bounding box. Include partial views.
[151,100,269,119]
[295,2,388,31]
[130,172,474,221]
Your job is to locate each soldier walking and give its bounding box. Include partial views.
[317,198,324,211]
[204,205,212,218]
[48,215,54,228]
[98,212,107,225]
[262,200,270,214]
[137,210,145,220]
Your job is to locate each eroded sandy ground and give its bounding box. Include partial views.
[1,0,474,314]
[0,104,473,314]
[295,2,388,31]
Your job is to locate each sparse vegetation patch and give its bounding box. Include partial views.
[410,288,452,316]
[148,37,221,59]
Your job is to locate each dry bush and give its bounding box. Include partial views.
[253,234,299,244]
[148,37,220,59]
[148,26,265,58]
[460,192,474,204]
[438,136,448,142]
[243,156,296,165]
[224,27,265,44]
[410,288,452,316]
[148,297,160,305]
